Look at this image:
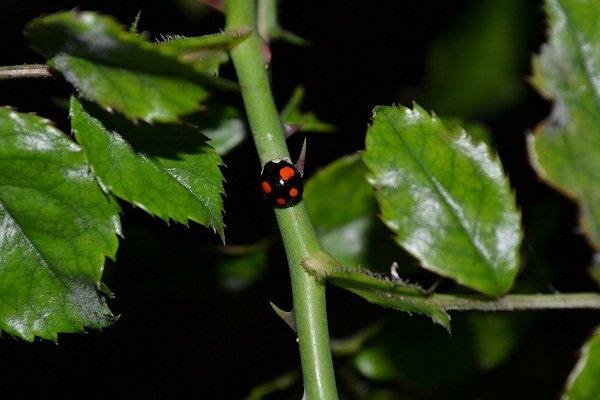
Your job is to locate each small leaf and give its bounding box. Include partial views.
[51,55,209,123]
[157,29,251,74]
[70,97,225,240]
[563,327,600,400]
[280,87,336,133]
[257,0,308,45]
[0,108,120,341]
[528,0,600,248]
[363,104,522,296]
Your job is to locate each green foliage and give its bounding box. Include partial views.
[563,327,600,400]
[528,0,600,248]
[0,108,120,341]
[157,28,251,75]
[304,153,403,269]
[51,54,209,122]
[24,10,236,123]
[352,313,533,390]
[363,104,522,296]
[71,97,225,239]
[280,86,336,133]
[0,1,599,398]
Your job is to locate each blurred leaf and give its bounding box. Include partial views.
[257,0,308,45]
[216,243,268,292]
[528,0,600,248]
[51,55,209,123]
[352,313,533,390]
[248,369,301,400]
[0,108,120,341]
[563,327,600,400]
[281,86,336,133]
[24,10,236,123]
[184,104,247,156]
[70,97,225,240]
[423,0,528,117]
[465,312,533,369]
[304,153,410,271]
[363,104,522,296]
[591,255,600,288]
[331,321,384,356]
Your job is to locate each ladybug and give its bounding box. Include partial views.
[259,159,304,208]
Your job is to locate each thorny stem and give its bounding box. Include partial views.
[225,1,338,398]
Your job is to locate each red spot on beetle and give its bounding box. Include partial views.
[261,181,272,194]
[279,166,295,181]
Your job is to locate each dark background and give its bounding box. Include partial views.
[0,1,597,399]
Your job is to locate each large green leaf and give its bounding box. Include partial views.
[528,0,600,248]
[0,108,120,341]
[563,327,600,400]
[24,10,235,123]
[363,104,522,296]
[70,97,225,239]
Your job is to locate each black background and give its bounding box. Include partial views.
[0,1,597,399]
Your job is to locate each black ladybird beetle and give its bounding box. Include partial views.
[259,160,304,208]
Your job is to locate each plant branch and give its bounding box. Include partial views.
[434,292,600,311]
[225,1,338,398]
[0,64,52,80]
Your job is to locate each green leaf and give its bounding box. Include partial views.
[363,104,522,296]
[24,10,235,123]
[216,243,268,292]
[563,327,600,400]
[184,105,247,156]
[528,0,600,248]
[304,153,408,270]
[51,55,209,123]
[0,108,120,341]
[352,313,533,389]
[280,86,336,133]
[70,97,225,239]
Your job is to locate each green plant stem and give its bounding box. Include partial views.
[433,292,600,311]
[0,64,52,79]
[225,1,338,399]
